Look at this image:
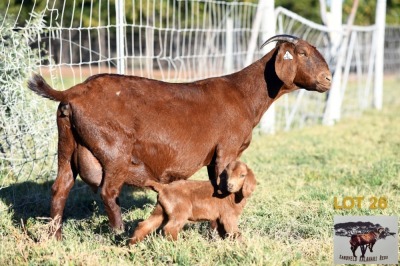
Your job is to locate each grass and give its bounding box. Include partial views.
[1,77,400,265]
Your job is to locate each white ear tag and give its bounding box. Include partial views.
[283,51,293,60]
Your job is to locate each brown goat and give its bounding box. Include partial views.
[130,161,256,244]
[350,227,384,258]
[27,34,331,239]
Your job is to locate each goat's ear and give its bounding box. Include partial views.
[242,167,256,198]
[274,42,297,87]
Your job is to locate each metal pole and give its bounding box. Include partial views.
[116,0,125,74]
[146,28,154,78]
[374,0,386,110]
[224,17,234,74]
[322,0,342,126]
[257,0,276,134]
[245,0,274,67]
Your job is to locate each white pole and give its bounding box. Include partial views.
[146,28,154,78]
[374,0,386,110]
[245,0,274,67]
[322,0,342,126]
[116,0,125,74]
[257,0,276,134]
[224,17,234,74]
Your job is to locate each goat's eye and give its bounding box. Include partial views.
[240,174,246,178]
[298,52,307,57]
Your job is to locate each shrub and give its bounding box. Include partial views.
[0,11,56,184]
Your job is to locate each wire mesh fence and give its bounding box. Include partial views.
[0,11,58,184]
[384,26,400,74]
[272,7,382,131]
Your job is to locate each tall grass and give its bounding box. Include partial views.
[0,77,399,265]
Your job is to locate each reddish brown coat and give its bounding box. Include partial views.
[349,228,384,257]
[130,161,256,243]
[27,35,331,239]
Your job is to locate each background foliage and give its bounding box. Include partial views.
[2,0,399,27]
[0,12,56,184]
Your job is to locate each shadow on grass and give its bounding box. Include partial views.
[0,179,154,233]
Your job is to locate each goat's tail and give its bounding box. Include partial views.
[144,180,164,193]
[28,74,67,102]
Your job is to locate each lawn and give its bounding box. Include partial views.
[0,77,399,265]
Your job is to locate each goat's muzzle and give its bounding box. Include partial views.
[227,182,241,193]
[316,71,332,92]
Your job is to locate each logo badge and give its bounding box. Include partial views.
[334,216,398,264]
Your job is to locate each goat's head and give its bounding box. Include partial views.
[261,34,332,93]
[224,161,256,197]
[376,227,385,237]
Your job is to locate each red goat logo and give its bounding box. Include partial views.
[349,227,384,258]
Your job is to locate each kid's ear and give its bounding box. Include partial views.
[242,167,256,198]
[274,42,297,87]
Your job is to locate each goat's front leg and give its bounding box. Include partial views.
[368,242,375,252]
[207,165,218,190]
[220,216,241,240]
[360,245,367,258]
[210,220,227,238]
[207,146,238,193]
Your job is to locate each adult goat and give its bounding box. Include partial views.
[350,227,385,258]
[27,34,331,239]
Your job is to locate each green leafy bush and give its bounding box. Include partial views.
[0,12,56,183]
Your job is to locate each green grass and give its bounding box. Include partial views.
[1,77,400,265]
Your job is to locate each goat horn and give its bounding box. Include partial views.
[260,34,300,49]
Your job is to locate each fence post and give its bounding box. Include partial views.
[115,0,125,74]
[146,28,154,78]
[322,0,343,126]
[248,0,275,134]
[245,0,274,67]
[224,17,234,74]
[374,0,386,110]
[260,0,276,134]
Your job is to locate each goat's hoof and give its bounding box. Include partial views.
[49,228,62,241]
[129,237,139,245]
[111,223,125,234]
[225,232,242,240]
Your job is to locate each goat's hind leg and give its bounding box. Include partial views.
[163,214,188,241]
[101,162,153,233]
[130,204,165,244]
[351,245,358,257]
[100,168,126,233]
[51,105,78,240]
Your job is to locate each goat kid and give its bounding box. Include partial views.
[130,161,256,244]
[27,35,331,239]
[350,227,384,258]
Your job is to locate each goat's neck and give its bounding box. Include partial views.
[372,231,380,239]
[230,190,247,205]
[229,50,292,127]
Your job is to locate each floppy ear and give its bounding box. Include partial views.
[242,167,256,198]
[274,42,297,87]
